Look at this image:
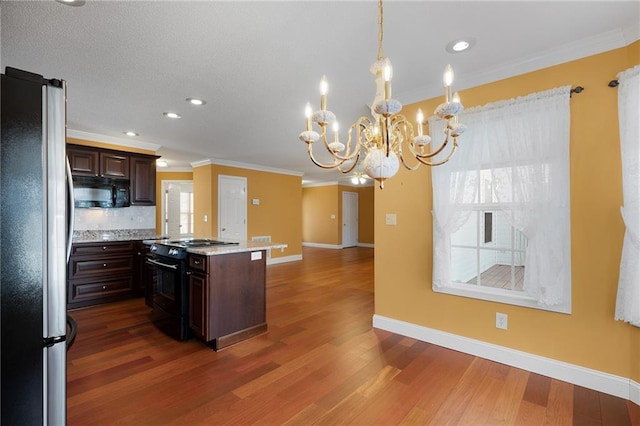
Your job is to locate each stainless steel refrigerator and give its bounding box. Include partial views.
[1,67,75,424]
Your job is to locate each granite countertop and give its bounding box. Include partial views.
[73,229,168,244]
[142,238,288,256]
[186,241,288,256]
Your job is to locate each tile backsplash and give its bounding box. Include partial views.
[74,206,156,231]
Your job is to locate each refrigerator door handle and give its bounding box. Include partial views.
[66,157,74,262]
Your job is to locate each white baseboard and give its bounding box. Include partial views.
[373,314,637,404]
[302,242,343,249]
[631,380,640,405]
[357,243,374,248]
[267,254,302,265]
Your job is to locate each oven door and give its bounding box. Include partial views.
[146,255,183,316]
[145,253,191,341]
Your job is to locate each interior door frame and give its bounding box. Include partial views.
[160,179,193,238]
[217,174,247,241]
[342,191,358,248]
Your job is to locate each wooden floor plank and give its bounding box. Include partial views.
[65,247,638,425]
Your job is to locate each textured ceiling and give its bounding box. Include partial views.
[1,1,639,184]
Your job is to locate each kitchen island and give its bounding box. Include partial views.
[145,238,287,350]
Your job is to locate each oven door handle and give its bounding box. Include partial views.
[145,258,179,270]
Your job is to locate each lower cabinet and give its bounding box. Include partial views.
[67,241,144,309]
[188,251,267,350]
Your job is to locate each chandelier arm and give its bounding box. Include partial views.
[336,153,360,174]
[318,121,362,162]
[307,144,348,170]
[412,127,454,160]
[398,152,422,171]
[414,141,458,166]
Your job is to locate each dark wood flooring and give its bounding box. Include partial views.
[67,247,640,425]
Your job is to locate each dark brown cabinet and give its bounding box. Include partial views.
[67,144,158,205]
[188,251,267,350]
[133,241,150,297]
[101,152,129,179]
[67,145,130,179]
[67,146,99,176]
[130,155,156,205]
[68,241,139,309]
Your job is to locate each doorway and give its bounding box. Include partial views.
[161,180,194,239]
[218,175,247,241]
[342,191,358,248]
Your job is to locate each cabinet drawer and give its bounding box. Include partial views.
[188,255,208,273]
[69,256,134,279]
[72,241,134,256]
[69,277,133,302]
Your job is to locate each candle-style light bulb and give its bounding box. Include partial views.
[443,64,454,87]
[416,108,424,136]
[383,59,393,100]
[452,92,461,103]
[304,102,312,131]
[333,121,339,142]
[320,75,328,111]
[443,65,454,103]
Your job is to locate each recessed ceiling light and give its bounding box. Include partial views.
[163,112,182,119]
[55,0,85,6]
[186,98,207,106]
[445,37,476,54]
[156,160,168,168]
[124,131,138,137]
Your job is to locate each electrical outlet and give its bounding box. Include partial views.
[385,213,397,226]
[496,312,508,330]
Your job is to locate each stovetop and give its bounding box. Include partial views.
[149,238,239,259]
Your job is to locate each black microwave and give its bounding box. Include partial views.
[72,176,130,208]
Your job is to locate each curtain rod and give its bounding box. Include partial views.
[570,86,584,97]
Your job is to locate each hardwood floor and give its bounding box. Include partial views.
[67,247,640,425]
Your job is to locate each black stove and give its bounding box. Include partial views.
[150,238,239,259]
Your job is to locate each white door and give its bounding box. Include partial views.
[342,191,358,248]
[161,180,194,238]
[218,175,247,241]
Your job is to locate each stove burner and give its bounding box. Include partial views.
[168,238,239,248]
[150,238,239,259]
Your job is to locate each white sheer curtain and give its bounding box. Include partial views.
[615,65,640,327]
[431,86,572,309]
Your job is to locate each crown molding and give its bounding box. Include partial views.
[397,28,637,105]
[302,181,339,188]
[67,129,161,152]
[156,167,194,173]
[190,158,303,177]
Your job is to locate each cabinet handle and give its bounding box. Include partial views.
[103,263,107,267]
[186,271,192,276]
[102,285,106,290]
[194,260,200,265]
[102,246,107,250]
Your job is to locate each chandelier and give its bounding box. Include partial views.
[298,0,466,189]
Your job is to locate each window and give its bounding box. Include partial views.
[430,86,572,313]
[451,170,527,292]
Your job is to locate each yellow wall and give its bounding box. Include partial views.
[155,171,194,235]
[302,186,340,245]
[357,186,375,245]
[375,41,640,382]
[192,164,302,259]
[302,184,375,246]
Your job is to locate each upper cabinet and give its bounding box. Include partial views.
[101,152,129,179]
[67,144,159,205]
[130,155,157,206]
[68,145,130,179]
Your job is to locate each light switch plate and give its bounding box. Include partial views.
[251,251,262,261]
[385,213,397,226]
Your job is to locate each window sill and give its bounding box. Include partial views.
[433,282,571,314]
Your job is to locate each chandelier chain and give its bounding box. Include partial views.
[377,0,384,60]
